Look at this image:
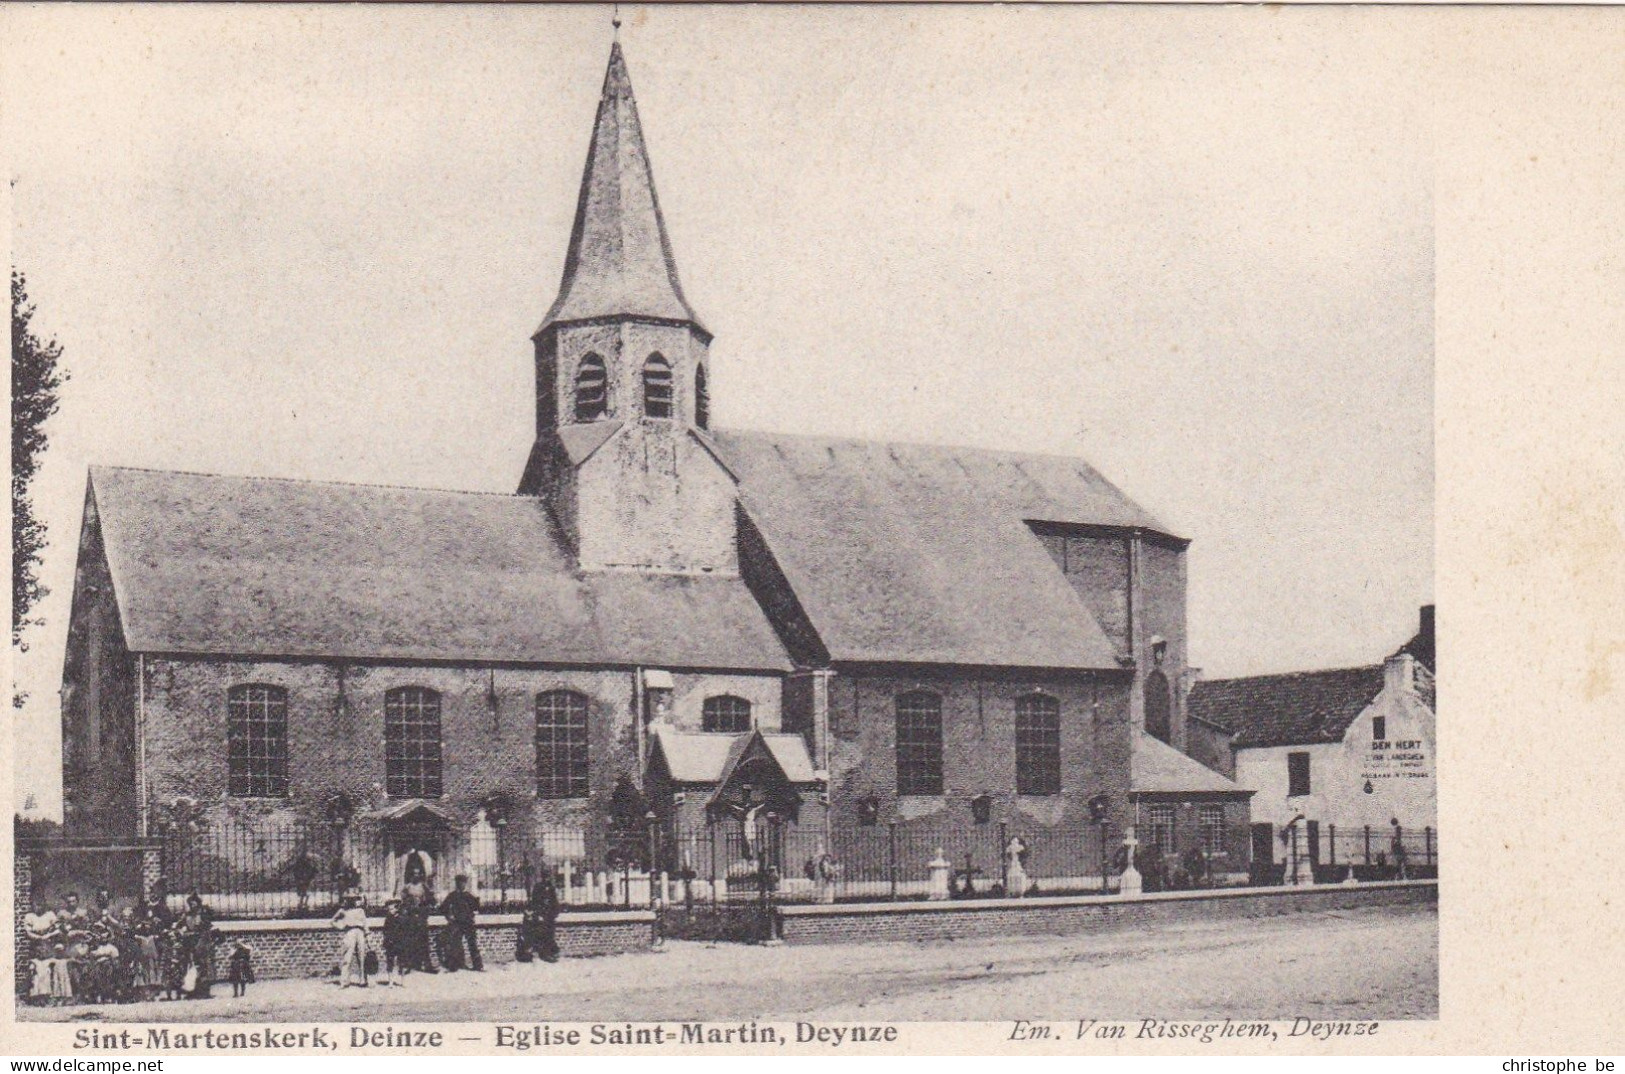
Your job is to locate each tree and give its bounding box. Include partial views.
[12,270,68,666]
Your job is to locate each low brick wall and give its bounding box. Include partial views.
[211,910,654,981]
[777,880,1437,946]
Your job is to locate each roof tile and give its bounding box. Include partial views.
[1188,665,1386,749]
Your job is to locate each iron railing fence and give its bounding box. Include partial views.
[147,816,1435,918]
[658,821,1135,905]
[158,820,631,918]
[1317,823,1438,880]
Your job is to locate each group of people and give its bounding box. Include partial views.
[23,865,569,1003]
[328,867,562,989]
[22,889,249,1006]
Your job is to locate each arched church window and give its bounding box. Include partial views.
[702,695,752,733]
[1015,693,1061,796]
[575,353,608,421]
[227,684,289,798]
[643,354,673,419]
[1144,670,1172,745]
[694,364,710,429]
[384,687,443,798]
[895,691,943,796]
[536,690,590,799]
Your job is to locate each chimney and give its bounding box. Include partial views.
[1384,652,1414,695]
[1419,604,1435,648]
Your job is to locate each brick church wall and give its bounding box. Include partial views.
[59,495,140,839]
[139,657,779,857]
[824,670,1135,834]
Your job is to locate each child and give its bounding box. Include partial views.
[380,898,407,986]
[227,940,254,998]
[87,940,123,1004]
[45,943,74,1006]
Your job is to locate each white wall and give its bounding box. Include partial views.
[1234,660,1436,854]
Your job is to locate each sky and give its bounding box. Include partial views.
[4,5,1433,817]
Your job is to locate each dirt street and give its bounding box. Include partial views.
[22,903,1436,1025]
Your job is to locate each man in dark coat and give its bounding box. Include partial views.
[439,875,482,972]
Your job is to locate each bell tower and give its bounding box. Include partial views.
[519,42,737,576]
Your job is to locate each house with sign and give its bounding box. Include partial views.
[57,40,1248,892]
[1187,607,1435,876]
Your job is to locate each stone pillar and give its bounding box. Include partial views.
[14,848,33,994]
[927,848,951,901]
[811,670,834,773]
[141,843,164,900]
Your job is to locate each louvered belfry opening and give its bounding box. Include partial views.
[575,352,608,420]
[643,353,673,418]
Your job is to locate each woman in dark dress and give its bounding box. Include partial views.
[397,856,437,974]
[178,894,215,999]
[515,874,560,964]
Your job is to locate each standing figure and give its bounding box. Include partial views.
[330,894,370,987]
[24,896,59,1005]
[161,918,189,1000]
[178,894,215,999]
[227,940,255,997]
[288,850,319,914]
[439,874,482,972]
[59,893,92,997]
[44,943,75,1005]
[22,894,57,956]
[515,872,560,964]
[398,853,438,974]
[806,847,840,904]
[380,899,408,985]
[127,903,163,1000]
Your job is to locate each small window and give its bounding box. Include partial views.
[643,353,673,418]
[536,690,590,799]
[227,684,289,797]
[575,353,608,420]
[1198,804,1226,856]
[702,695,751,734]
[1287,751,1311,797]
[694,364,710,429]
[895,691,944,796]
[385,687,443,799]
[1014,693,1061,795]
[1372,716,1387,743]
[1147,804,1176,855]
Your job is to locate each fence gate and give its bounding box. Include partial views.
[654,825,780,943]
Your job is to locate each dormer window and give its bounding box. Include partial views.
[643,354,673,418]
[575,353,608,420]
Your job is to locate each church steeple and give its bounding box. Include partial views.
[538,42,705,337]
[520,40,736,577]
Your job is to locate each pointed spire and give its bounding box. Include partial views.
[538,42,705,336]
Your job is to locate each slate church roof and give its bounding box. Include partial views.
[88,465,792,672]
[81,41,1184,678]
[1130,733,1250,796]
[539,42,703,336]
[714,429,1172,671]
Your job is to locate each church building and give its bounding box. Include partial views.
[58,42,1247,879]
